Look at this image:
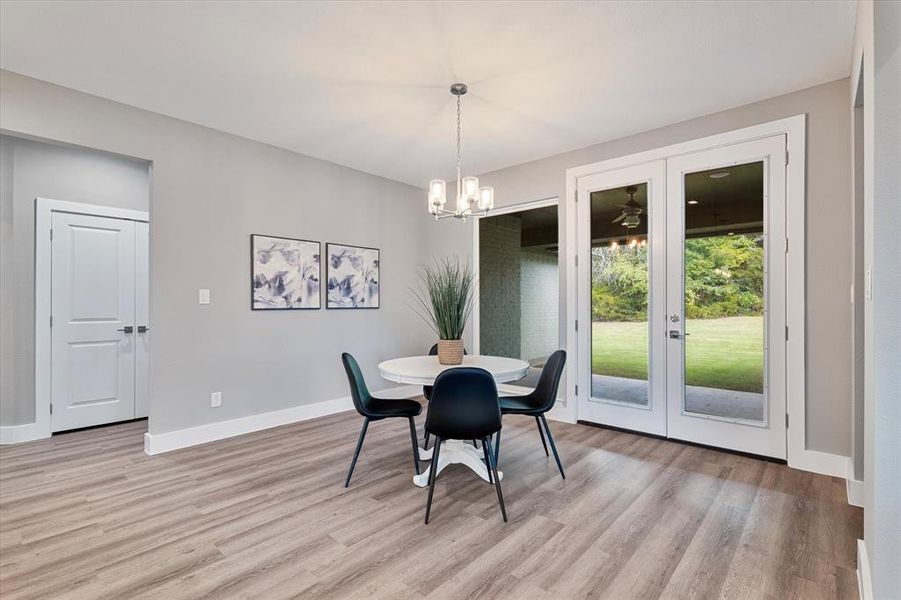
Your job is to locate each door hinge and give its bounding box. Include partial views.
[50,404,53,415]
[50,228,53,241]
[575,384,579,396]
[49,315,53,328]
[574,190,578,202]
[575,320,579,332]
[785,151,789,166]
[785,238,789,253]
[785,413,789,428]
[785,326,789,340]
[575,254,578,267]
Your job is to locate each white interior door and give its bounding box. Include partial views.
[665,135,787,458]
[51,212,137,431]
[577,161,668,435]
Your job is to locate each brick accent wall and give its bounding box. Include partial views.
[479,216,521,358]
[520,248,559,363]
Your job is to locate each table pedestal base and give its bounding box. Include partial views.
[413,439,503,488]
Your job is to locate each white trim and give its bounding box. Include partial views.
[470,196,559,356]
[857,539,872,600]
[33,198,150,443]
[0,422,46,445]
[846,457,865,507]
[564,115,821,469]
[144,385,421,455]
[785,448,847,479]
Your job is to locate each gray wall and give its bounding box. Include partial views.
[429,78,852,456]
[0,134,150,425]
[869,0,900,594]
[520,249,559,363]
[0,70,433,435]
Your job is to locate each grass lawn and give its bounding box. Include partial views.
[592,316,764,393]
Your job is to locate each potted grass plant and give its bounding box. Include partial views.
[409,258,476,365]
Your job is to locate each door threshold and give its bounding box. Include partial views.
[53,417,148,437]
[577,419,786,464]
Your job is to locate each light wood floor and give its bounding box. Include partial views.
[0,409,861,599]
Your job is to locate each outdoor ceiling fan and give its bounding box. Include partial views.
[611,185,643,229]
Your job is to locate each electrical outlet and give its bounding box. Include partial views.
[199,289,211,304]
[210,391,222,408]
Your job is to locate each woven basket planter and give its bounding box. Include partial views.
[437,339,465,365]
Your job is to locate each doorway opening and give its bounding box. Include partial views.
[475,199,559,392]
[0,133,151,441]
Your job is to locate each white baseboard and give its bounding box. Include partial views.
[788,448,848,479]
[0,422,48,445]
[846,457,865,508]
[857,539,872,600]
[143,385,420,455]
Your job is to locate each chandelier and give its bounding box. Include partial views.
[428,83,494,221]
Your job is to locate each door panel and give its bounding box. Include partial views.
[51,212,136,431]
[665,135,786,458]
[577,160,667,436]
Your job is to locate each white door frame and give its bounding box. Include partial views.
[34,198,149,440]
[471,196,559,395]
[563,115,832,474]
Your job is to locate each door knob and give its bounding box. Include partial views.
[117,326,134,334]
[137,325,149,333]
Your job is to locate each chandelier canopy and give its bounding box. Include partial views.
[428,83,494,221]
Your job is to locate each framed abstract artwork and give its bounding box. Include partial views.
[326,243,380,309]
[251,234,321,310]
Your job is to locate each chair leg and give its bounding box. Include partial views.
[423,431,430,450]
[482,440,493,484]
[344,418,369,488]
[424,436,442,524]
[540,414,565,479]
[407,417,421,475]
[536,416,549,456]
[494,429,501,465]
[484,437,507,522]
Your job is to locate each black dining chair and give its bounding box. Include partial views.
[422,343,471,450]
[423,367,506,524]
[493,350,567,479]
[341,353,423,487]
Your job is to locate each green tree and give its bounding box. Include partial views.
[591,234,763,322]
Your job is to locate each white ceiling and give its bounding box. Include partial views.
[0,1,855,187]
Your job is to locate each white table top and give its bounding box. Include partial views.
[378,355,530,386]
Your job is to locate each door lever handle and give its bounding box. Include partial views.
[137,325,149,333]
[668,330,690,339]
[117,326,134,334]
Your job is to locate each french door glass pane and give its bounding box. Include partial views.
[590,183,649,406]
[682,162,765,422]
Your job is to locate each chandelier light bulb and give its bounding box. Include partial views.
[428,179,446,214]
[478,186,494,210]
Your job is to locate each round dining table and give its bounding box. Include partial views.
[378,354,530,488]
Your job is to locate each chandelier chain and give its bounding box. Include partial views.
[456,94,462,195]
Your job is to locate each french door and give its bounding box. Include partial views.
[577,135,787,459]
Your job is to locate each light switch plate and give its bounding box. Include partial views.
[210,392,222,408]
[199,289,211,304]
